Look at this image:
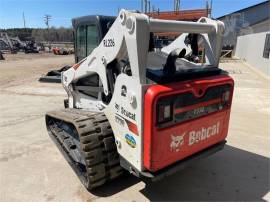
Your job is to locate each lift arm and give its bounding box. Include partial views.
[62,10,225,108]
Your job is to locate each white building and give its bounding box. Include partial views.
[218,1,270,75]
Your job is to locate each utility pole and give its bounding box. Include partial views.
[22,12,26,28]
[142,0,151,13]
[206,0,212,18]
[210,0,213,18]
[44,14,52,51]
[152,5,155,12]
[44,14,51,29]
[144,0,147,13]
[174,0,180,12]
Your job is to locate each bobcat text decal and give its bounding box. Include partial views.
[189,122,220,145]
[170,122,220,152]
[115,103,136,121]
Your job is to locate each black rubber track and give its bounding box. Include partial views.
[46,109,123,190]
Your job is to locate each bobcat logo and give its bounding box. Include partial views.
[170,133,186,152]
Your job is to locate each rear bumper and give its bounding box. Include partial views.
[120,140,226,181]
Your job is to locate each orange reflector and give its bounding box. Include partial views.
[72,58,86,70]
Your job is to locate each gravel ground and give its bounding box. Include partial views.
[0,53,269,202]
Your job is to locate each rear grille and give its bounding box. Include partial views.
[157,84,232,128]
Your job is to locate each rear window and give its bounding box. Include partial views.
[146,33,223,84]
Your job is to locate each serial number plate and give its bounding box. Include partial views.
[103,39,115,47]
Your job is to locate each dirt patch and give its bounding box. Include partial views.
[0,52,73,91]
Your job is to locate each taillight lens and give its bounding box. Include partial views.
[156,85,232,128]
[157,103,173,124]
[222,90,230,105]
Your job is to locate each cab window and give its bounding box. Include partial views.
[76,24,99,62]
[87,25,99,56]
[76,26,86,61]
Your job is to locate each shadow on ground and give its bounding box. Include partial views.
[88,145,269,201]
[91,173,140,197]
[91,145,269,201]
[141,145,269,201]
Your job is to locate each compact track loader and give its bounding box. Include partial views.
[45,10,234,190]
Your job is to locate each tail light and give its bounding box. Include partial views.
[222,90,230,105]
[157,102,173,124]
[156,84,232,128]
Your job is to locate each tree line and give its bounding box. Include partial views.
[0,27,73,42]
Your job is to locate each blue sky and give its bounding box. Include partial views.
[0,0,266,28]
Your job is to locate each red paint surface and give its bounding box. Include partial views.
[143,75,234,172]
[126,120,139,136]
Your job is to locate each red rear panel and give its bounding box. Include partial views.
[144,75,234,172]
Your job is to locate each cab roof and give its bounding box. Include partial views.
[72,15,116,30]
